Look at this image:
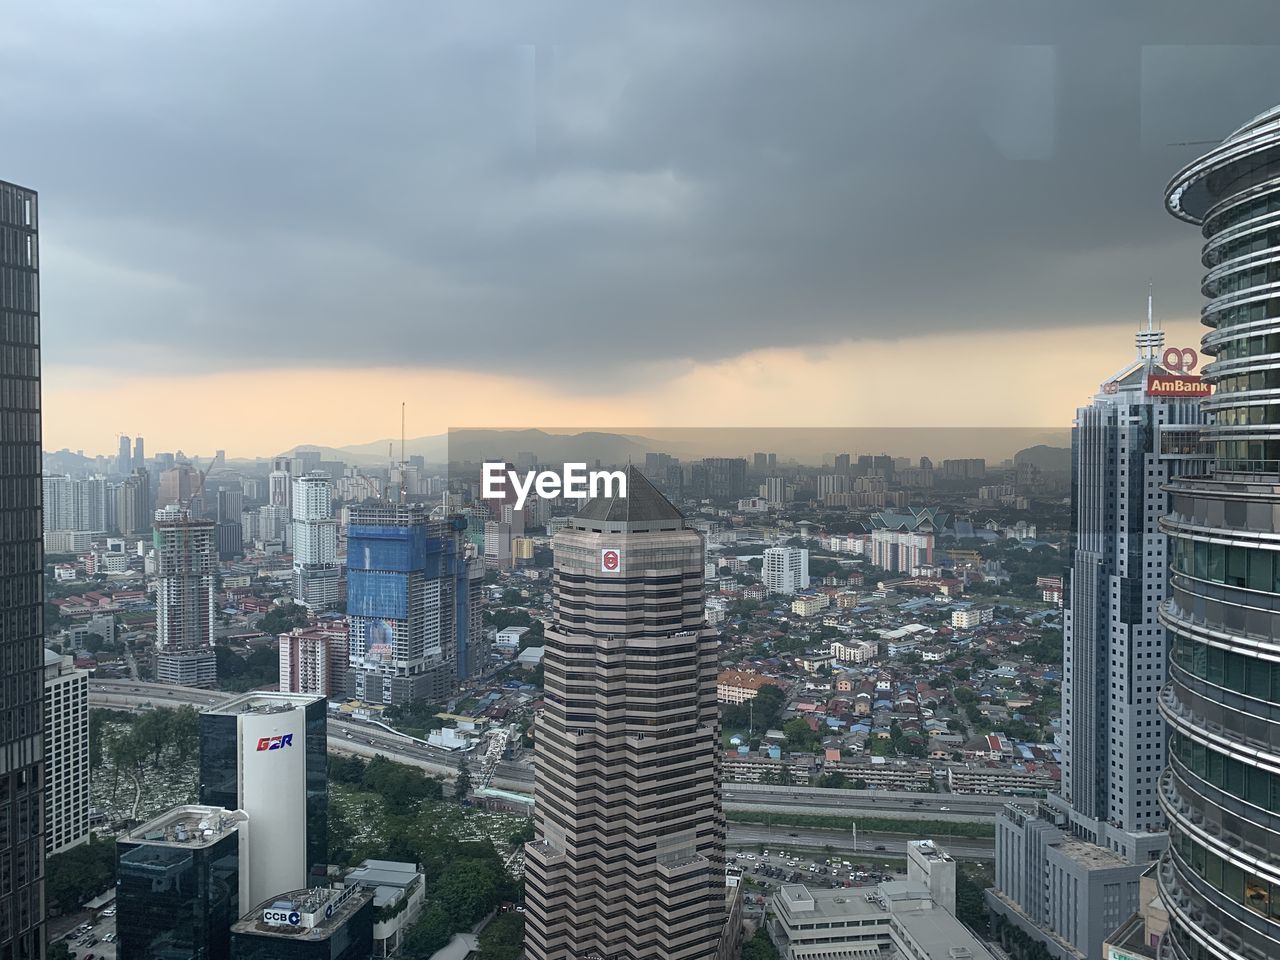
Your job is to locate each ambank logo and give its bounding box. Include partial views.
[256,734,294,752]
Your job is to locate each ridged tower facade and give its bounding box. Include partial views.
[524,466,725,960]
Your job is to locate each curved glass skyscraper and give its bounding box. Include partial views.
[1159,106,1280,960]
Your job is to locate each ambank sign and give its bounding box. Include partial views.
[1147,374,1211,397]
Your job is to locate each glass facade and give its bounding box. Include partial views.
[116,828,242,960]
[0,180,44,959]
[1159,108,1280,960]
[229,897,373,960]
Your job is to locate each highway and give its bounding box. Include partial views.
[88,681,1008,826]
[726,824,994,861]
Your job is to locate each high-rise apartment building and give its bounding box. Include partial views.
[279,624,348,698]
[199,693,328,908]
[869,507,947,573]
[42,474,109,534]
[988,321,1210,960]
[345,506,477,701]
[43,650,89,856]
[1153,105,1280,960]
[153,505,218,687]
[762,546,809,595]
[292,472,341,607]
[269,457,292,509]
[524,467,725,960]
[115,468,152,536]
[0,179,46,957]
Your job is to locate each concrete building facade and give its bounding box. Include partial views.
[524,467,726,960]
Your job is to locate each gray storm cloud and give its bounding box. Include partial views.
[4,1,1280,386]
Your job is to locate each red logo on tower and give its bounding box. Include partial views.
[256,734,294,752]
[601,549,621,572]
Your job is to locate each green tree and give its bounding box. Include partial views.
[46,837,116,914]
[259,602,310,636]
[742,927,780,959]
[477,912,524,960]
[782,717,821,753]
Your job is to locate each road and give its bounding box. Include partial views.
[725,824,993,861]
[88,680,1012,823]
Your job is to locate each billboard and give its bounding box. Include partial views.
[1147,374,1211,397]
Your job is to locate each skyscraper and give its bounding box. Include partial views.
[133,435,145,469]
[269,457,292,509]
[115,468,152,536]
[153,505,218,687]
[117,434,132,475]
[1156,105,1280,960]
[0,178,45,957]
[345,505,476,701]
[199,693,328,908]
[292,472,341,607]
[524,467,725,960]
[988,320,1210,960]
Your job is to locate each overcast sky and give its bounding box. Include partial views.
[7,2,1280,456]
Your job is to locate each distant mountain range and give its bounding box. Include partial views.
[1014,444,1072,472]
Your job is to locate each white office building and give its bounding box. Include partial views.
[43,650,89,855]
[291,472,341,608]
[763,546,808,595]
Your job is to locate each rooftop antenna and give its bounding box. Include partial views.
[1135,281,1164,367]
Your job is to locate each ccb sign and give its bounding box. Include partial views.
[263,909,301,926]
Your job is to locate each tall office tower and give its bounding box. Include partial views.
[116,806,249,960]
[752,451,768,471]
[43,650,89,856]
[988,321,1210,960]
[345,506,475,701]
[834,452,851,474]
[1153,106,1280,960]
[215,520,243,560]
[291,472,341,607]
[133,435,145,469]
[117,434,131,475]
[762,545,809,594]
[269,457,292,509]
[0,179,45,958]
[158,462,201,509]
[524,467,725,960]
[199,693,328,908]
[153,505,218,688]
[42,474,72,532]
[216,485,244,523]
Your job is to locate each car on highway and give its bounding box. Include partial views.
[874,845,886,851]
[939,806,950,811]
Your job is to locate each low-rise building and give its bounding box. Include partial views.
[343,859,425,959]
[791,594,829,617]
[717,670,774,704]
[230,884,374,960]
[770,850,996,960]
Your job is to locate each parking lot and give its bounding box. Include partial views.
[729,847,900,892]
[62,910,116,960]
